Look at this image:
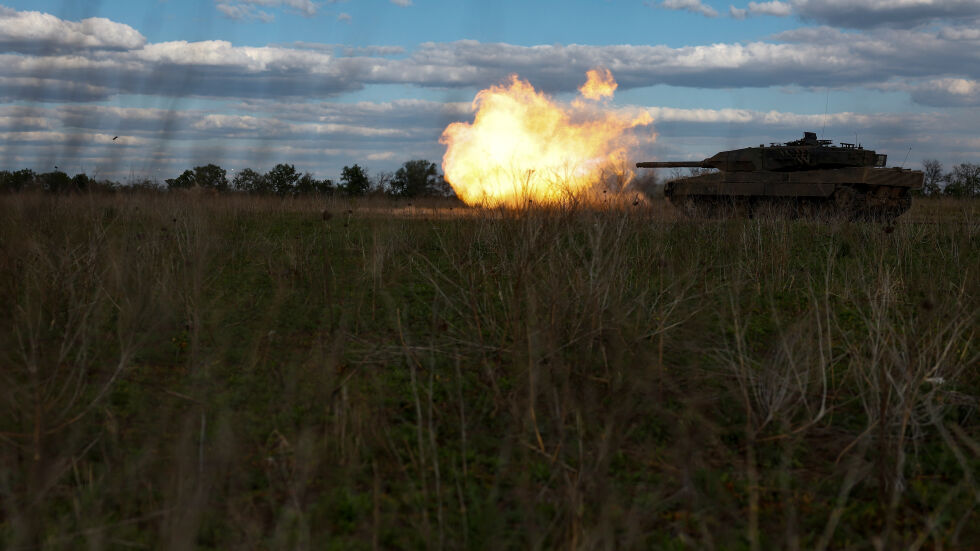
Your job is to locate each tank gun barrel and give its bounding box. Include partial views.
[635,161,707,169]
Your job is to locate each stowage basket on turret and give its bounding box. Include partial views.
[636,132,923,220]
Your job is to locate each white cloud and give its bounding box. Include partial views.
[0,76,112,102]
[2,31,979,103]
[747,1,791,16]
[341,45,405,56]
[2,5,978,178]
[0,131,150,146]
[908,78,980,106]
[934,78,979,95]
[730,1,792,18]
[658,0,719,17]
[216,0,318,20]
[0,115,52,131]
[337,12,352,23]
[192,114,289,133]
[939,26,980,40]
[1,6,979,110]
[390,0,413,6]
[0,8,145,53]
[216,3,276,22]
[3,98,978,181]
[366,152,397,161]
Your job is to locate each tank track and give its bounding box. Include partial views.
[666,185,912,222]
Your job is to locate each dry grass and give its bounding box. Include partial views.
[0,191,977,549]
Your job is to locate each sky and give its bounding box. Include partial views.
[1,0,979,182]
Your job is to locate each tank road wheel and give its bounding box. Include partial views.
[832,186,867,221]
[669,195,752,219]
[718,197,753,218]
[866,186,912,222]
[666,195,693,218]
[796,198,834,220]
[669,196,718,218]
[689,197,719,218]
[752,198,797,220]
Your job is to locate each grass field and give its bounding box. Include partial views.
[1,192,977,550]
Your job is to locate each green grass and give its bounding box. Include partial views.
[1,192,977,549]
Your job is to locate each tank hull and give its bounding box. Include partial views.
[664,167,923,221]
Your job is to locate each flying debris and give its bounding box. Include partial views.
[112,136,119,141]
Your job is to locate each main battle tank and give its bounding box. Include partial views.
[636,132,923,220]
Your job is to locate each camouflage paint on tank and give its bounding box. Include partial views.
[636,132,924,221]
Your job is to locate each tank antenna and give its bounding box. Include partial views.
[821,88,830,137]
[900,145,912,168]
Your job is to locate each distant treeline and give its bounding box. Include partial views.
[919,160,979,197]
[3,159,978,198]
[0,159,455,198]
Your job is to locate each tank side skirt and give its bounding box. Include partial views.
[665,167,923,198]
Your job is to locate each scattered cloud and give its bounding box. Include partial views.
[748,1,791,16]
[0,130,151,146]
[216,3,275,22]
[3,99,975,179]
[792,0,980,28]
[2,5,980,177]
[908,78,980,106]
[390,0,413,6]
[216,0,318,20]
[337,12,352,22]
[938,25,980,41]
[1,25,979,103]
[0,76,112,103]
[340,45,405,56]
[657,0,719,18]
[730,1,792,18]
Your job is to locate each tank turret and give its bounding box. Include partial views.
[637,132,887,173]
[635,132,922,221]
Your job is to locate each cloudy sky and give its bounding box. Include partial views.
[2,0,979,181]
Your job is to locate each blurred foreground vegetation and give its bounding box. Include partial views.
[0,193,977,549]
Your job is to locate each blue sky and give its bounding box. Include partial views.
[14,0,797,48]
[1,0,979,181]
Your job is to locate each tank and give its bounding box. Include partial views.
[636,132,924,220]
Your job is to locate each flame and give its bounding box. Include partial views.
[578,68,617,101]
[440,69,654,208]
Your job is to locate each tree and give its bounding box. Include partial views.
[921,159,944,196]
[39,171,73,193]
[233,168,271,194]
[119,178,156,193]
[372,171,394,196]
[166,170,195,190]
[390,160,440,197]
[318,179,335,195]
[430,175,455,198]
[339,164,370,196]
[193,164,228,191]
[266,164,300,196]
[0,169,35,192]
[296,173,334,195]
[71,173,91,192]
[944,163,980,197]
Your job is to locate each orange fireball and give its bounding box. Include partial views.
[579,68,617,101]
[440,69,654,207]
